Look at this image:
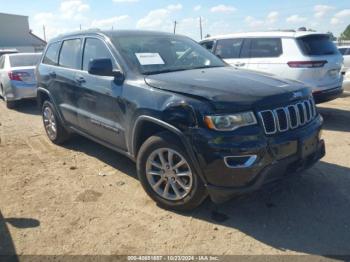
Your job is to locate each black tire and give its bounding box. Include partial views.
[137,132,207,211]
[6,100,16,109]
[42,101,70,144]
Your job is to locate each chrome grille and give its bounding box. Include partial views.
[258,98,317,135]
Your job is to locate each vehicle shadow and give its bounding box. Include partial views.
[318,107,350,132]
[0,99,40,116]
[63,135,138,179]
[0,210,40,258]
[186,161,350,256]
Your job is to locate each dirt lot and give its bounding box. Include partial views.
[0,94,349,257]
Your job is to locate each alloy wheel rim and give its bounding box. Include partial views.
[146,148,193,201]
[43,106,57,140]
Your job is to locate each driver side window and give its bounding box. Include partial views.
[83,38,115,71]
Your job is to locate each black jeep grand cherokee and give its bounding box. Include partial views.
[36,30,325,210]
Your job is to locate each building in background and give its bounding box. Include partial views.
[0,12,46,53]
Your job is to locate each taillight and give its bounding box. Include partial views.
[287,60,328,68]
[8,71,30,81]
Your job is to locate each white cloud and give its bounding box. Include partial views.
[314,5,334,18]
[194,5,201,11]
[136,4,182,30]
[137,9,171,29]
[167,4,182,11]
[60,0,90,20]
[91,15,130,29]
[330,9,350,25]
[210,5,236,13]
[266,11,279,24]
[245,16,264,27]
[33,12,55,25]
[112,0,138,2]
[286,14,307,23]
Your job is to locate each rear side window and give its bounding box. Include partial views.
[215,39,243,59]
[297,35,338,56]
[339,48,350,55]
[201,41,214,51]
[43,42,61,65]
[59,39,82,69]
[250,38,282,58]
[9,54,41,67]
[83,38,114,71]
[0,56,5,69]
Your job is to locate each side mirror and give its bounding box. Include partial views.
[88,58,125,85]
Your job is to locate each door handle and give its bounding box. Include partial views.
[234,62,245,67]
[75,76,86,84]
[49,71,56,78]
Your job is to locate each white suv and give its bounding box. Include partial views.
[200,31,344,103]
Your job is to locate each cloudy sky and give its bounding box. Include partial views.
[1,0,350,40]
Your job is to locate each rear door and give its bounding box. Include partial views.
[75,37,126,150]
[246,38,283,74]
[54,38,83,125]
[213,38,250,69]
[296,34,343,88]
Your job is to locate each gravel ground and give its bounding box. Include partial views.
[0,94,349,257]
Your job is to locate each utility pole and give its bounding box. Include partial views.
[80,24,82,30]
[43,25,47,42]
[173,20,177,34]
[199,17,203,40]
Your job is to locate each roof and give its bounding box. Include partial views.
[203,31,327,41]
[50,29,178,42]
[6,52,42,57]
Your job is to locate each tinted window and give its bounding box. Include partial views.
[9,54,41,67]
[201,41,214,51]
[250,38,282,58]
[215,39,243,59]
[43,42,61,65]
[339,48,347,55]
[112,35,225,75]
[59,39,82,69]
[297,35,338,56]
[83,38,114,71]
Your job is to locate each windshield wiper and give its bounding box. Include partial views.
[144,68,189,75]
[144,65,225,75]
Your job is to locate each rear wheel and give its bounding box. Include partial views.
[42,101,70,144]
[6,100,16,109]
[137,132,207,211]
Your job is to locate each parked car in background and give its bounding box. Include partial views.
[338,46,350,72]
[200,31,344,104]
[0,53,42,108]
[36,30,325,210]
[338,46,350,91]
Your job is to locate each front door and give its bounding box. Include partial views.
[75,37,126,150]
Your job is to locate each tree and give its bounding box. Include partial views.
[340,24,350,40]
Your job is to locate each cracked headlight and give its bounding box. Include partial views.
[204,111,257,131]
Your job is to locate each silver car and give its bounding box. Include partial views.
[0,53,42,108]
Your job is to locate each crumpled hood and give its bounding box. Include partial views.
[145,67,310,111]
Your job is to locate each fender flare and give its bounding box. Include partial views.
[37,87,65,125]
[131,115,207,184]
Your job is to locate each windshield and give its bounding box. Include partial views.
[112,35,226,75]
[9,54,42,67]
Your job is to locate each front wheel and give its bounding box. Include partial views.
[137,132,207,211]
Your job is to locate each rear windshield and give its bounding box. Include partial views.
[297,35,339,56]
[9,54,42,67]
